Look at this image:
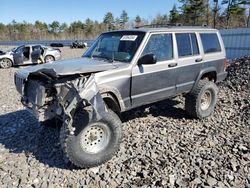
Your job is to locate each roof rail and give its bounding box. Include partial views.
[134,23,182,29]
[134,23,208,29]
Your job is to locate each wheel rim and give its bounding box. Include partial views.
[200,90,212,111]
[80,122,111,154]
[45,56,54,63]
[0,59,11,68]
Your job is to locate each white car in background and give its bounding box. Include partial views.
[0,45,61,68]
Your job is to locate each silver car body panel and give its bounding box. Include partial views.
[0,45,61,65]
[15,27,227,121]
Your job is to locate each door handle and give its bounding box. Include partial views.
[168,63,177,67]
[195,58,203,62]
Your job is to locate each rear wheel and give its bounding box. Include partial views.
[0,58,12,69]
[60,108,122,168]
[185,80,218,119]
[45,55,55,63]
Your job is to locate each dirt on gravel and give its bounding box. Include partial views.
[0,53,249,187]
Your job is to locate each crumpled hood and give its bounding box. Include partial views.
[17,57,126,78]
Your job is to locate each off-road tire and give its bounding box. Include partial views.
[60,108,122,168]
[0,58,13,69]
[185,80,218,119]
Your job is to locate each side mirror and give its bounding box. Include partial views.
[138,53,157,65]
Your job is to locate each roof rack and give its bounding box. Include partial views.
[134,23,208,29]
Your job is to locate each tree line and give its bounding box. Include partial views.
[0,0,249,41]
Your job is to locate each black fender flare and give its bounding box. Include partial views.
[99,86,126,112]
[192,67,217,91]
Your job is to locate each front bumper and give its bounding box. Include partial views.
[54,53,62,61]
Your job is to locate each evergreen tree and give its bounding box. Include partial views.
[103,12,115,30]
[135,15,142,27]
[49,21,60,33]
[169,4,180,24]
[179,0,206,25]
[120,10,129,28]
[222,0,248,27]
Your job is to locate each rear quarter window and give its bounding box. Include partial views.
[200,33,221,54]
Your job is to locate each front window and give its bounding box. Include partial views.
[84,31,145,62]
[141,33,173,61]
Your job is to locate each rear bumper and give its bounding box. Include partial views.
[217,71,227,82]
[54,53,62,61]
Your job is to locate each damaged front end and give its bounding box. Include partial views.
[14,70,107,125]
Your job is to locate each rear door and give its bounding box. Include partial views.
[131,33,178,107]
[175,33,203,93]
[13,46,24,65]
[31,45,41,63]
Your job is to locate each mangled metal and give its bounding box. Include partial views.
[15,66,108,135]
[58,75,107,135]
[58,75,107,119]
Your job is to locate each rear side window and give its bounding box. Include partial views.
[176,33,199,57]
[142,33,173,61]
[32,45,41,51]
[200,33,221,53]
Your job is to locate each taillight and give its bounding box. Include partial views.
[224,58,229,71]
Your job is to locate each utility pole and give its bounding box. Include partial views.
[213,0,219,28]
[206,0,210,26]
[247,6,250,27]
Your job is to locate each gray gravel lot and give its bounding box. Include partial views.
[0,52,249,187]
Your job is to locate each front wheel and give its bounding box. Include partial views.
[0,58,12,69]
[185,80,218,119]
[60,108,122,168]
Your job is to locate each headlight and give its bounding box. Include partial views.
[25,80,46,107]
[14,73,25,95]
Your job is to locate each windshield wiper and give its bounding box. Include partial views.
[92,55,114,63]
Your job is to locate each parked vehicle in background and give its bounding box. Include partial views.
[50,43,64,47]
[70,40,87,49]
[14,26,227,168]
[0,45,61,68]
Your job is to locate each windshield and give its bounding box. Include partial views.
[6,47,17,52]
[83,31,145,63]
[12,46,24,53]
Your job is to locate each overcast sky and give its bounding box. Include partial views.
[0,0,180,24]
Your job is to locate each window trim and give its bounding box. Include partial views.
[139,32,174,63]
[175,33,200,58]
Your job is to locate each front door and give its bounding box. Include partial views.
[13,46,24,65]
[131,33,178,108]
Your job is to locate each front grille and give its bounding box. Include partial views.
[14,73,25,95]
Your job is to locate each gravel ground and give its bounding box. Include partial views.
[0,53,249,187]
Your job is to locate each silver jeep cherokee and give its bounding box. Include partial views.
[14,26,227,168]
